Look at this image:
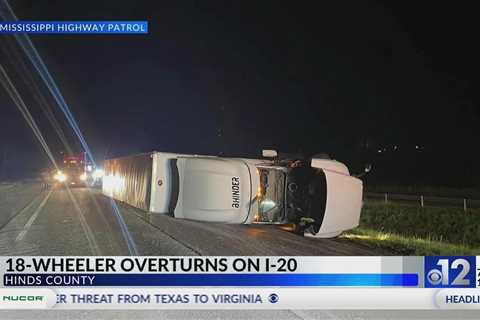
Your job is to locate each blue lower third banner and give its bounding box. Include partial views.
[4,273,418,287]
[0,21,148,34]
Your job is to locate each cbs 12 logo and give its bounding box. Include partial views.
[424,256,476,288]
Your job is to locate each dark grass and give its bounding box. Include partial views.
[341,202,480,255]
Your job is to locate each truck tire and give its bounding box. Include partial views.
[293,223,305,236]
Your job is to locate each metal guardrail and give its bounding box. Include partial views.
[364,192,480,211]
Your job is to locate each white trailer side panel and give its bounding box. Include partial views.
[102,153,153,211]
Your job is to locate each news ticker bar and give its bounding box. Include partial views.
[1,288,480,310]
[0,21,148,34]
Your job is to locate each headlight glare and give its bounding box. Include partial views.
[54,171,67,182]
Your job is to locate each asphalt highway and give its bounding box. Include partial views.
[0,182,385,256]
[3,182,478,320]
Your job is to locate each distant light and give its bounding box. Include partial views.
[377,149,382,153]
[394,145,398,150]
[79,173,87,181]
[93,169,104,179]
[87,165,93,172]
[54,171,67,182]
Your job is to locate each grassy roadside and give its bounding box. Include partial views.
[340,203,480,255]
[341,227,479,255]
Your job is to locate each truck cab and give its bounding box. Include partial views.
[244,153,363,237]
[52,154,89,187]
[162,152,363,237]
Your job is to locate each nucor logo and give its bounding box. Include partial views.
[2,295,44,302]
[232,177,240,208]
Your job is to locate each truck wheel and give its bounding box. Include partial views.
[293,223,306,236]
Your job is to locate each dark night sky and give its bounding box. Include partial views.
[0,1,479,187]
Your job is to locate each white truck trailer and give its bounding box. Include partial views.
[102,151,363,238]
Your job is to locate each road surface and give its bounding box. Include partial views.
[0,181,386,256]
[3,183,479,319]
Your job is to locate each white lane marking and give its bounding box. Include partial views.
[64,187,101,255]
[15,189,53,242]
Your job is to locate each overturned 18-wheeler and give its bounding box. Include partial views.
[102,150,363,238]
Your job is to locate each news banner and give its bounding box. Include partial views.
[0,256,479,310]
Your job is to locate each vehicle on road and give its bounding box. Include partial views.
[52,153,89,187]
[102,150,363,238]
